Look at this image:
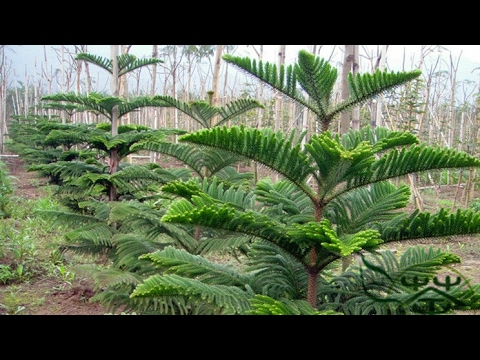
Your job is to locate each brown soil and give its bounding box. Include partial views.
[2,155,480,315]
[1,155,108,315]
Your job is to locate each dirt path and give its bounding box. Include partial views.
[1,155,108,315]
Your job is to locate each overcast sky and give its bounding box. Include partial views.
[5,45,480,85]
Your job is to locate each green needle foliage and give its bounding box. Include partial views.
[129,50,480,314]
[222,50,422,131]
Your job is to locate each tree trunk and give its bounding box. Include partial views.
[109,45,120,201]
[120,45,133,164]
[371,45,388,129]
[171,46,179,141]
[210,45,223,128]
[0,46,6,153]
[340,45,359,271]
[150,45,159,163]
[275,45,286,133]
[351,46,360,130]
[42,45,53,118]
[339,45,354,134]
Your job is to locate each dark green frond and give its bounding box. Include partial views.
[151,166,193,183]
[178,125,315,193]
[355,143,480,188]
[117,96,172,118]
[214,166,254,187]
[255,178,314,221]
[76,52,163,76]
[116,54,164,76]
[109,201,197,252]
[245,240,309,299]
[88,133,125,152]
[64,222,116,249]
[131,273,252,314]
[110,233,164,273]
[137,141,247,178]
[215,98,265,127]
[327,69,422,122]
[161,195,311,256]
[195,235,253,255]
[132,141,201,172]
[76,53,113,73]
[44,125,93,147]
[35,209,106,228]
[247,295,328,315]
[152,96,263,129]
[39,102,87,115]
[29,161,105,183]
[109,165,165,195]
[152,96,216,128]
[74,265,160,315]
[223,53,301,102]
[224,51,421,131]
[140,246,250,286]
[41,92,124,119]
[379,208,480,242]
[324,181,411,235]
[348,69,422,105]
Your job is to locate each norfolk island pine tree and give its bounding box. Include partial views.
[128,50,480,314]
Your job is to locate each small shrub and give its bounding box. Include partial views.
[0,160,16,218]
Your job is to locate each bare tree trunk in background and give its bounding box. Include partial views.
[249,45,265,129]
[465,77,480,207]
[454,111,465,210]
[371,45,388,129]
[339,46,354,134]
[14,74,20,115]
[351,46,360,130]
[275,45,286,133]
[23,70,28,118]
[60,45,66,123]
[109,45,120,201]
[257,45,264,129]
[42,46,53,119]
[249,45,265,184]
[448,52,460,187]
[83,47,92,95]
[120,45,133,163]
[119,45,132,99]
[223,51,229,106]
[150,45,159,163]
[75,47,82,96]
[74,45,92,123]
[309,45,322,137]
[0,46,6,153]
[210,45,223,128]
[171,47,179,141]
[33,62,38,116]
[412,46,442,210]
[186,52,193,106]
[340,45,359,272]
[416,46,437,138]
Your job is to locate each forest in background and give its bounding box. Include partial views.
[1,45,480,206]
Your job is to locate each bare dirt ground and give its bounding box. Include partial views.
[1,156,108,315]
[2,155,480,315]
